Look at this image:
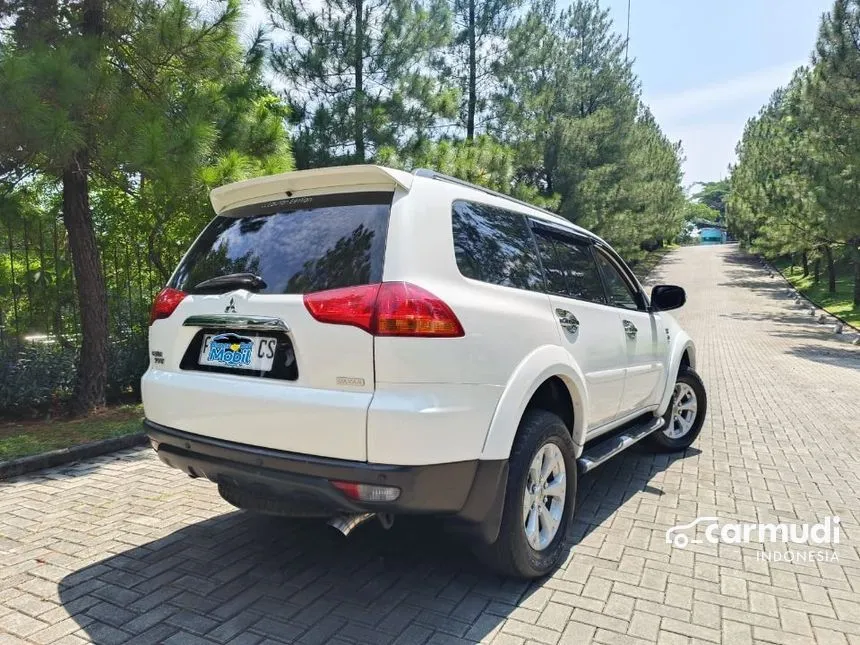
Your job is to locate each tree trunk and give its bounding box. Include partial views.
[354,0,365,162]
[814,258,820,284]
[801,249,808,277]
[63,152,109,414]
[852,241,860,307]
[147,234,170,283]
[466,0,476,140]
[823,245,836,294]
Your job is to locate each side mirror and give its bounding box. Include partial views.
[651,285,686,311]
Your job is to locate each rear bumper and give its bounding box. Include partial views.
[145,420,507,524]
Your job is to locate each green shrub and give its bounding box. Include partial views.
[107,333,149,400]
[0,333,148,417]
[0,342,77,414]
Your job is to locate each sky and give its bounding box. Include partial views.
[239,0,834,188]
[601,0,833,187]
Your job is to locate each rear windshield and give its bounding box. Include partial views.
[170,192,392,294]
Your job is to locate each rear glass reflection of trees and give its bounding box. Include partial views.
[171,204,388,294]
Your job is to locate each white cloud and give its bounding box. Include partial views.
[645,62,805,183]
[647,62,803,124]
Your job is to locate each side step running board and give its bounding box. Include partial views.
[576,417,665,474]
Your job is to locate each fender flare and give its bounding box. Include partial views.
[480,345,589,460]
[657,334,697,415]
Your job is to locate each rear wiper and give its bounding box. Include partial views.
[192,273,268,293]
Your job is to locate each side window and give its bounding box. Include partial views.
[595,248,641,310]
[451,201,544,291]
[533,229,605,304]
[533,234,568,295]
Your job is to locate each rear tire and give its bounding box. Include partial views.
[476,409,576,579]
[645,366,707,452]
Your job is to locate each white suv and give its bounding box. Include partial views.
[143,165,706,578]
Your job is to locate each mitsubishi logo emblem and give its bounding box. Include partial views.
[225,297,236,314]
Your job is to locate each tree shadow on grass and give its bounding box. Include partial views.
[57,448,699,644]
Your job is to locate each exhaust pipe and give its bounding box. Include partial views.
[328,513,375,536]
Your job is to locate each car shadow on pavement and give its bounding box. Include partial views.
[57,449,698,644]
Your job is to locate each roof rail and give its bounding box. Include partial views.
[412,168,563,222]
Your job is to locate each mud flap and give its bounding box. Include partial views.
[445,460,508,543]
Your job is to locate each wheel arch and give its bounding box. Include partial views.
[481,345,589,460]
[657,335,697,416]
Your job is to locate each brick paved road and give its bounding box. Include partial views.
[2,244,860,645]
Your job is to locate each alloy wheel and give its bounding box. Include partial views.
[665,382,698,439]
[522,443,566,551]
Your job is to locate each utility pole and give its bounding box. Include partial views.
[625,0,631,62]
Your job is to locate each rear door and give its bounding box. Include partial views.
[146,192,392,460]
[593,245,665,416]
[531,224,627,429]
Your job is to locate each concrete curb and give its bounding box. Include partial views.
[0,432,147,481]
[756,255,860,344]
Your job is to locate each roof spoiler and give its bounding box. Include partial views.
[209,165,414,215]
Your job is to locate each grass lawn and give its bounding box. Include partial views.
[0,404,143,461]
[774,258,860,328]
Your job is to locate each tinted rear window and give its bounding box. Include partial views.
[170,192,392,294]
[451,200,544,291]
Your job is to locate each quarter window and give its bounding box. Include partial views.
[594,248,641,310]
[533,229,605,304]
[451,201,544,291]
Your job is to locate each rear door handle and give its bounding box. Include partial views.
[555,308,580,334]
[622,319,638,338]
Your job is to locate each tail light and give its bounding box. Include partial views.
[150,287,187,325]
[331,480,400,502]
[303,282,464,337]
[374,282,464,337]
[303,283,381,334]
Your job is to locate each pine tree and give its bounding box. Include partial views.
[558,106,683,258]
[0,0,286,412]
[493,0,561,192]
[268,0,457,167]
[448,0,521,139]
[495,0,684,257]
[497,0,638,197]
[729,71,833,287]
[806,0,860,304]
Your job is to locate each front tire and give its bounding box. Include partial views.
[477,409,576,579]
[646,366,707,452]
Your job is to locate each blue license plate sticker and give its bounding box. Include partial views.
[206,333,254,367]
[198,333,277,372]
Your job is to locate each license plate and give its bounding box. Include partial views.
[199,333,277,372]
